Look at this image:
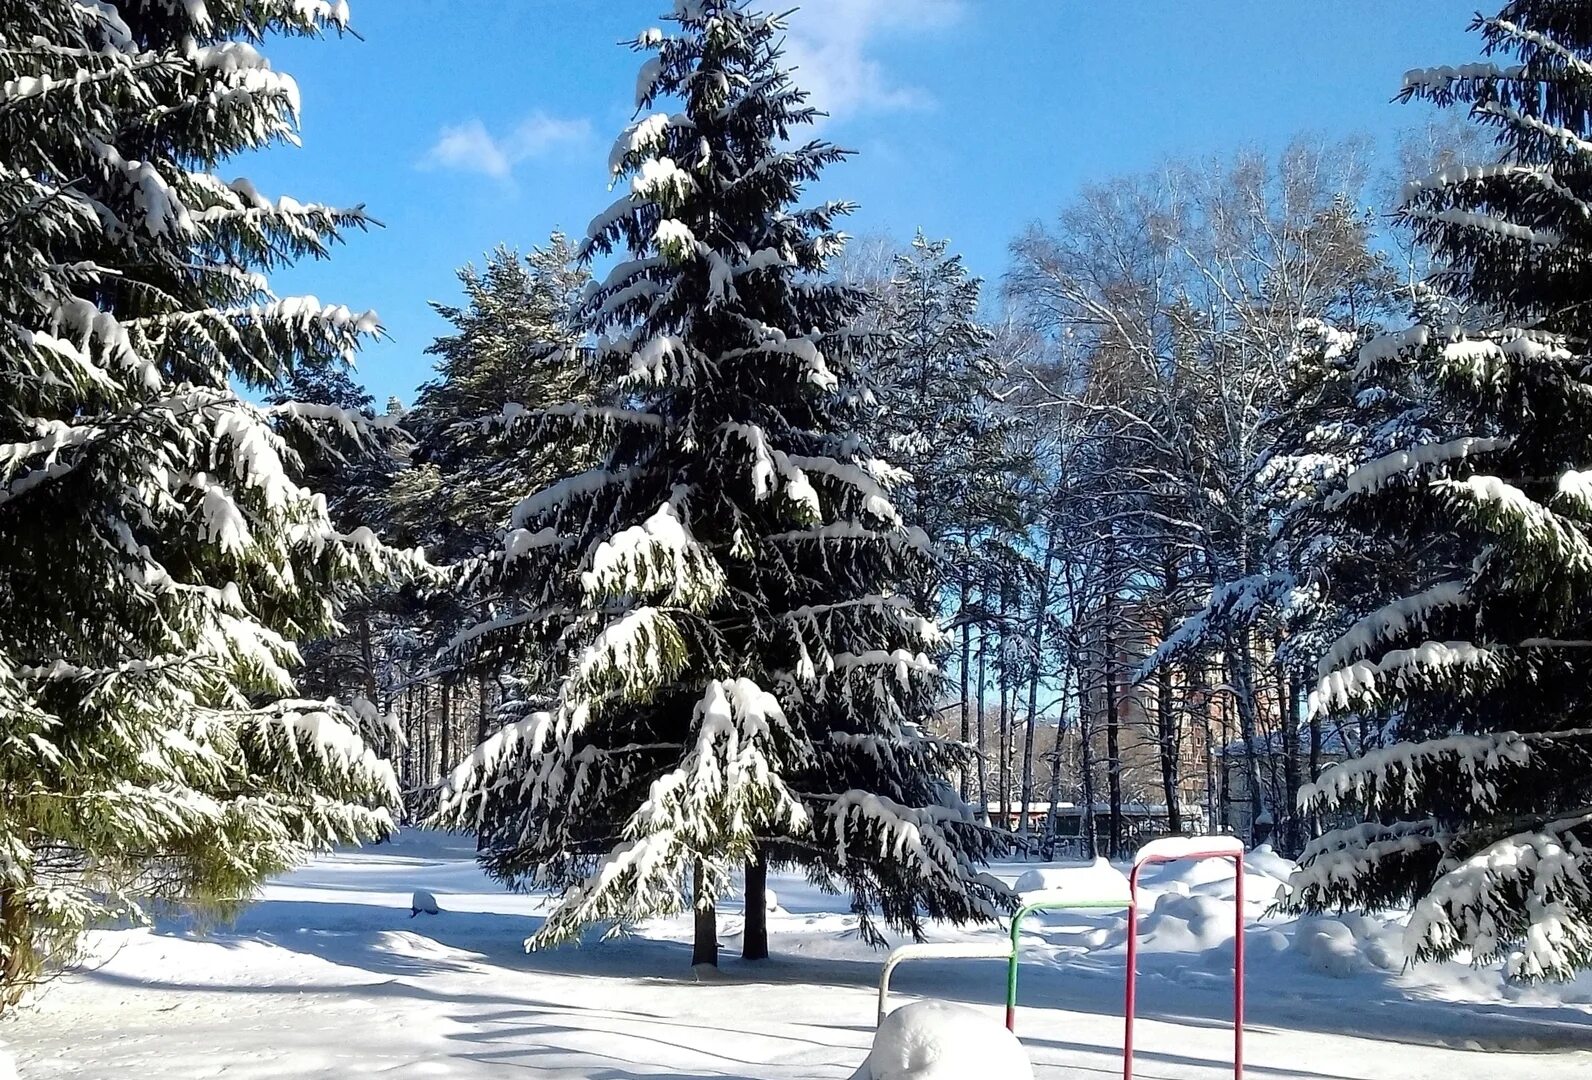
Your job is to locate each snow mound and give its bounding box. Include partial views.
[410,889,440,916]
[1013,858,1130,902]
[1136,892,1235,952]
[0,1043,13,1080]
[1140,844,1295,905]
[855,1001,1033,1080]
[1245,844,1296,882]
[1136,834,1244,862]
[1293,916,1406,977]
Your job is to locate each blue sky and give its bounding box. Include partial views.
[252,1,1484,405]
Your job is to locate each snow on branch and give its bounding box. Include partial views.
[1326,437,1511,507]
[1401,163,1582,208]
[581,498,726,608]
[570,606,689,701]
[1409,817,1592,981]
[1317,581,1471,679]
[511,467,635,529]
[1435,474,1592,569]
[1298,729,1592,813]
[1284,818,1443,905]
[1405,207,1562,247]
[529,677,808,948]
[1310,639,1500,715]
[1402,62,1527,94]
[241,699,400,808]
[825,792,1003,916]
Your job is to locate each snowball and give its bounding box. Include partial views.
[854,1000,1033,1080]
[410,890,439,917]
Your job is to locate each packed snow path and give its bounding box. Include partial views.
[5,831,1591,1079]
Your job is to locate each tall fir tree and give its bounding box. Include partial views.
[435,0,1007,965]
[0,0,408,1001]
[1282,0,1592,979]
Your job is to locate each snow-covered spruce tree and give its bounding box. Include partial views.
[0,1,408,1002]
[1282,1,1592,979]
[435,1,1008,965]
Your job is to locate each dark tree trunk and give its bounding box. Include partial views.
[1104,603,1123,860]
[1281,660,1303,854]
[1156,550,1182,836]
[692,863,718,967]
[358,611,378,721]
[418,680,431,788]
[476,670,491,745]
[439,679,452,778]
[975,589,991,819]
[1230,637,1266,844]
[997,579,1012,838]
[1308,683,1324,840]
[402,683,416,806]
[1078,648,1097,861]
[1019,535,1053,839]
[741,851,768,961]
[958,569,973,803]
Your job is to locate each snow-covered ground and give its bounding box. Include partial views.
[4,830,1591,1079]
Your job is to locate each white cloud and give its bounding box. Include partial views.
[422,111,593,179]
[780,0,964,119]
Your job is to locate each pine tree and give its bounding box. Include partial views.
[1282,1,1592,979]
[856,234,1030,806]
[266,354,398,702]
[435,0,1008,964]
[394,237,590,565]
[0,0,408,1001]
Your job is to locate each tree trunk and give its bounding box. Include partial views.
[1308,684,1323,839]
[997,579,1012,838]
[958,569,973,803]
[1043,652,1070,859]
[975,593,991,820]
[0,880,31,1011]
[1078,647,1097,861]
[402,684,415,804]
[1281,658,1303,854]
[692,863,718,968]
[418,680,431,788]
[1156,549,1183,836]
[1104,601,1123,860]
[439,678,452,779]
[1018,536,1051,839]
[741,851,768,961]
[476,670,491,745]
[1230,635,1266,844]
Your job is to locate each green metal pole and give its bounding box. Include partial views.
[1006,898,1131,1033]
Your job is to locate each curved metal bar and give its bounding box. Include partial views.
[1004,898,1132,1032]
[1125,843,1246,1080]
[876,940,1014,1026]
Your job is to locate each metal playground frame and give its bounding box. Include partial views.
[875,835,1247,1080]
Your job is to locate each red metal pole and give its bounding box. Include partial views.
[1123,867,1141,1080]
[1233,853,1244,1080]
[1124,844,1247,1080]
